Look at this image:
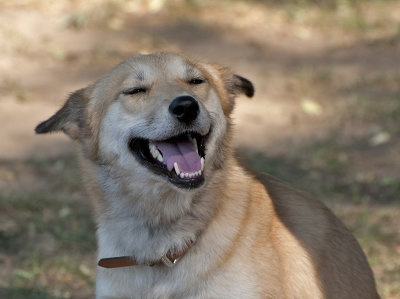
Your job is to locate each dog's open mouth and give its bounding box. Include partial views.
[128,132,208,189]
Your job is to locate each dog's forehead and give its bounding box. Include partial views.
[123,52,200,80]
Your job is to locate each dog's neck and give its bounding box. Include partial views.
[91,160,226,264]
[98,239,194,268]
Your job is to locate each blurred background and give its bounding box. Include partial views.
[0,0,399,298]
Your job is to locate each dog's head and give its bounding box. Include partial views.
[36,52,253,192]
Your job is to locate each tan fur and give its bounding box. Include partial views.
[36,52,379,298]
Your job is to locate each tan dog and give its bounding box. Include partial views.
[36,52,379,299]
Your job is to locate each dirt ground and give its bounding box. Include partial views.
[0,0,399,298]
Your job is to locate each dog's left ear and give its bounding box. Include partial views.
[211,64,254,99]
[232,74,255,98]
[217,68,254,114]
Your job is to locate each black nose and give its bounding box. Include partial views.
[169,96,200,124]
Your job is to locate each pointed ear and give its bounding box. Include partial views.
[35,88,88,140]
[204,64,255,115]
[232,74,254,98]
[210,64,254,99]
[219,68,255,115]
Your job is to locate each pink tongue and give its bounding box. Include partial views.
[154,138,201,174]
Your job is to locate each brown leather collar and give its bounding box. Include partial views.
[98,240,193,268]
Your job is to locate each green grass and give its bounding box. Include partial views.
[0,287,62,299]
[0,156,96,298]
[240,143,400,204]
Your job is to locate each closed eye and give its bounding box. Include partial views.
[122,87,147,95]
[188,78,205,85]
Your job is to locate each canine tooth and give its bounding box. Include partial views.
[180,173,185,179]
[191,137,198,154]
[149,143,163,162]
[174,162,180,175]
[201,157,204,171]
[149,143,158,159]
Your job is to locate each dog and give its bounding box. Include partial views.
[36,52,379,298]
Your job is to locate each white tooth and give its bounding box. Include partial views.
[185,173,189,178]
[180,173,185,179]
[149,143,158,159]
[174,162,180,175]
[201,157,204,171]
[149,143,164,162]
[191,137,198,154]
[190,173,195,178]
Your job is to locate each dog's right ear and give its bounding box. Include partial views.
[35,88,88,140]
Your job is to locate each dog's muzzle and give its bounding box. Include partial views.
[126,95,211,190]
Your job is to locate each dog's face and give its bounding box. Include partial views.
[36,52,253,193]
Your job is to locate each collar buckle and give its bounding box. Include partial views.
[160,254,179,267]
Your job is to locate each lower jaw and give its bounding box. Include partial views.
[130,153,205,190]
[167,175,205,190]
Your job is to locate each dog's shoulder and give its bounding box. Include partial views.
[254,171,357,253]
[256,172,336,228]
[252,172,379,298]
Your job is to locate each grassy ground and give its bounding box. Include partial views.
[0,0,399,298]
[0,156,95,298]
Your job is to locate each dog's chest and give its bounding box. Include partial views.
[96,263,266,299]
